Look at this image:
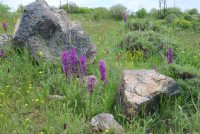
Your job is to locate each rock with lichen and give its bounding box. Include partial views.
[13,0,97,62]
[117,70,180,119]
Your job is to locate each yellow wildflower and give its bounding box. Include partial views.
[38,51,43,57]
[105,129,109,133]
[25,118,30,121]
[0,93,4,95]
[39,71,43,74]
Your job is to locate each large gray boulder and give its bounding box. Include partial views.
[117,70,180,118]
[13,0,96,62]
[90,113,124,134]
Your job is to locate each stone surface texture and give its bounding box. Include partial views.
[13,0,96,62]
[117,70,180,118]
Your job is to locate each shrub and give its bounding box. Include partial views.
[165,7,183,17]
[16,4,24,14]
[184,14,193,21]
[192,21,200,32]
[119,31,178,58]
[92,7,111,20]
[110,4,127,20]
[166,14,178,24]
[187,8,198,15]
[62,3,93,14]
[62,2,79,13]
[135,8,147,18]
[175,19,192,29]
[126,19,161,31]
[149,8,159,18]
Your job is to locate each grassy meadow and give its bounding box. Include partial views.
[0,4,200,134]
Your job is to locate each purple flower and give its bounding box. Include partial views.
[87,75,97,94]
[2,22,7,31]
[0,50,5,58]
[99,60,106,85]
[61,50,70,78]
[123,14,127,24]
[168,48,173,64]
[79,55,87,77]
[70,48,78,76]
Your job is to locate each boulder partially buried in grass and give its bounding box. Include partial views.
[117,70,180,118]
[13,0,97,62]
[90,113,124,134]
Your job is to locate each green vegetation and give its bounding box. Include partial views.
[0,3,200,133]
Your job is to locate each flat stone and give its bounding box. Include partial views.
[48,95,65,100]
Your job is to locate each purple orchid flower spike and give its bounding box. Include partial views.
[168,48,173,64]
[61,50,70,79]
[70,48,78,77]
[123,14,127,24]
[0,50,5,58]
[2,22,7,31]
[99,60,107,85]
[80,55,87,77]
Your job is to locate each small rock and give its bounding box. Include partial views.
[48,95,65,100]
[90,113,124,134]
[0,34,11,48]
[117,70,180,118]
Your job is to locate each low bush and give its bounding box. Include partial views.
[135,8,147,18]
[62,3,93,14]
[166,14,178,24]
[92,7,111,20]
[119,31,178,57]
[126,19,161,31]
[187,8,198,15]
[175,19,192,29]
